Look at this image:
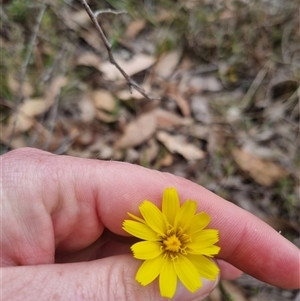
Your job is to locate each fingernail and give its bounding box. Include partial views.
[172,277,219,301]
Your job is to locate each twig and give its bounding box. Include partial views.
[239,65,269,110]
[5,2,47,150]
[79,0,157,100]
[94,9,127,17]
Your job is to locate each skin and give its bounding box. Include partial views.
[1,148,299,301]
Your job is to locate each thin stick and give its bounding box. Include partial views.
[6,2,47,150]
[79,0,157,100]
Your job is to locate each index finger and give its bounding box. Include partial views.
[2,148,299,289]
[97,160,300,290]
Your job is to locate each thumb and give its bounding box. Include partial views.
[2,255,218,301]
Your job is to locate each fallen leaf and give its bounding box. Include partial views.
[143,139,159,163]
[159,152,174,167]
[4,76,68,137]
[75,127,94,146]
[125,19,146,39]
[209,285,222,301]
[191,95,211,124]
[78,95,95,123]
[125,148,140,162]
[76,52,101,69]
[100,54,155,80]
[167,84,190,117]
[221,280,248,301]
[117,89,145,100]
[44,76,67,105]
[79,28,103,50]
[8,73,34,98]
[87,138,114,159]
[96,110,118,123]
[157,131,205,160]
[91,89,116,112]
[189,75,223,92]
[1,135,27,149]
[232,148,288,186]
[155,50,181,78]
[4,88,64,135]
[70,9,90,28]
[153,108,192,129]
[116,112,157,148]
[64,9,91,30]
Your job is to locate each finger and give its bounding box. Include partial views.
[2,148,300,289]
[217,260,243,280]
[2,256,218,301]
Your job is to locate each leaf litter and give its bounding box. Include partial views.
[1,1,299,300]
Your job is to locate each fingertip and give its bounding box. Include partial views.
[217,259,243,280]
[172,277,219,301]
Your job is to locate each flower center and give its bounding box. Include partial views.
[163,234,182,253]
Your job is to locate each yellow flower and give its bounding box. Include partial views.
[122,187,221,298]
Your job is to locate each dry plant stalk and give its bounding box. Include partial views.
[79,0,157,100]
[5,1,47,151]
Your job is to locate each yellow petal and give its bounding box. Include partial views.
[136,255,163,286]
[190,229,219,247]
[127,212,145,224]
[183,212,211,235]
[187,245,221,256]
[174,200,197,230]
[122,220,160,241]
[187,254,220,280]
[139,201,167,236]
[174,254,202,293]
[162,187,180,226]
[131,241,162,260]
[159,257,177,298]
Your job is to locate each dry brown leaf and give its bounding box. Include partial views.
[100,54,155,80]
[117,89,145,100]
[189,75,223,92]
[155,50,181,78]
[221,281,248,301]
[87,139,114,159]
[167,83,191,117]
[79,28,103,50]
[13,98,52,132]
[144,139,159,163]
[64,9,91,30]
[8,73,34,98]
[78,96,95,123]
[156,9,174,22]
[76,52,101,68]
[5,92,63,135]
[232,148,288,186]
[191,95,211,124]
[2,135,27,149]
[125,19,146,39]
[125,148,140,162]
[45,76,67,105]
[21,98,52,117]
[91,89,116,112]
[70,9,90,28]
[67,148,94,159]
[157,131,205,160]
[75,128,94,146]
[159,153,174,167]
[116,112,156,148]
[209,285,222,301]
[96,110,118,123]
[154,108,192,129]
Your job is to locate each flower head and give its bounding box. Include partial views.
[122,187,221,298]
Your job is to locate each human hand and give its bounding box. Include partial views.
[1,148,299,301]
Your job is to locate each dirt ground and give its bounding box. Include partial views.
[1,0,299,300]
